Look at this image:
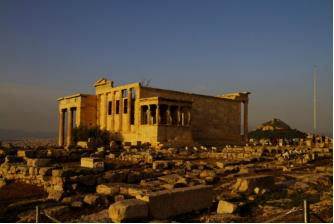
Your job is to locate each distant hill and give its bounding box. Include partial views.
[255,118,291,131]
[0,129,57,140]
[249,118,306,140]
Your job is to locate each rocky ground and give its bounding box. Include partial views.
[0,142,332,223]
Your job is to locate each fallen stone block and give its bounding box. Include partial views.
[217,200,238,214]
[44,205,70,217]
[106,153,116,159]
[71,201,83,208]
[200,214,246,223]
[48,189,64,201]
[108,199,148,223]
[216,161,225,169]
[152,160,170,170]
[97,147,105,152]
[77,141,88,149]
[114,194,125,202]
[233,175,275,194]
[238,167,250,174]
[96,183,120,195]
[84,194,102,206]
[26,158,51,167]
[199,170,216,179]
[17,150,35,158]
[38,167,53,176]
[126,187,150,197]
[81,157,104,169]
[136,185,213,219]
[158,174,188,185]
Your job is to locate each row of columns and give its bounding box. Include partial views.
[98,88,134,132]
[58,108,75,147]
[143,104,191,126]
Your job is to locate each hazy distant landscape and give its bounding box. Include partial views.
[0,129,57,147]
[0,129,57,140]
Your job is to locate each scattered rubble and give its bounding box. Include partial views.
[0,141,332,222]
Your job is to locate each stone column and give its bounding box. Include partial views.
[119,94,123,131]
[167,105,171,125]
[187,108,191,126]
[156,105,160,125]
[111,91,115,131]
[244,101,248,142]
[104,93,108,129]
[67,108,73,146]
[128,88,132,131]
[146,106,151,125]
[181,111,185,126]
[58,110,64,146]
[177,106,181,126]
[76,107,81,127]
[97,94,100,126]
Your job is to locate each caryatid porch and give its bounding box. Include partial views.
[138,97,194,144]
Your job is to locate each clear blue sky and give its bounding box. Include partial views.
[0,0,332,136]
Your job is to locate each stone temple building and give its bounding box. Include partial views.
[57,78,250,147]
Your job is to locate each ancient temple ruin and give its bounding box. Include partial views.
[57,78,250,147]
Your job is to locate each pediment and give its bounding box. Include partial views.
[93,78,107,87]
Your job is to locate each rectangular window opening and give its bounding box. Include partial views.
[122,89,128,98]
[116,100,120,114]
[124,99,128,113]
[108,101,112,115]
[130,88,136,100]
[141,106,148,124]
[130,100,135,124]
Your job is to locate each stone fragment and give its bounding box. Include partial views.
[199,170,216,179]
[17,150,35,158]
[158,174,188,185]
[44,205,70,217]
[38,167,52,176]
[136,185,213,219]
[97,147,105,152]
[83,194,101,205]
[238,167,250,174]
[216,161,225,169]
[77,141,88,148]
[108,199,148,222]
[217,200,238,214]
[107,154,116,159]
[114,194,125,202]
[26,158,51,167]
[62,196,75,204]
[152,160,170,170]
[71,201,83,208]
[48,190,64,201]
[81,157,104,169]
[96,183,120,195]
[233,175,275,194]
